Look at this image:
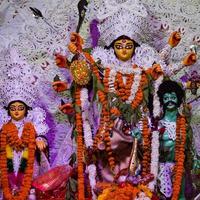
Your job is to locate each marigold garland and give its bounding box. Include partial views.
[103,66,147,109]
[103,68,111,93]
[96,182,153,200]
[141,116,151,177]
[90,65,116,170]
[0,122,36,200]
[97,183,140,200]
[97,90,115,170]
[75,87,85,200]
[171,115,186,200]
[114,72,134,101]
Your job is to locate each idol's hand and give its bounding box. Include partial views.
[36,139,47,151]
[68,32,84,54]
[168,31,181,48]
[130,127,141,140]
[182,52,197,66]
[54,53,68,68]
[52,81,68,92]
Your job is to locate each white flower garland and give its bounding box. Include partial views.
[108,69,116,93]
[148,131,159,191]
[80,88,97,200]
[126,70,142,104]
[87,164,97,200]
[153,75,163,118]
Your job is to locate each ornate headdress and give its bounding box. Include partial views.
[86,0,155,46]
[0,48,38,107]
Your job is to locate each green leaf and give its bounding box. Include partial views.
[69,152,77,166]
[97,80,104,91]
[92,75,98,101]
[71,130,77,140]
[143,87,149,105]
[66,189,71,200]
[54,110,69,123]
[74,105,81,113]
[69,81,76,98]
[83,48,93,54]
[69,178,77,193]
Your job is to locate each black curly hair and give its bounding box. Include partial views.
[157,80,185,108]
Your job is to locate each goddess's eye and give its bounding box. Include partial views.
[10,106,16,111]
[125,45,133,49]
[115,45,123,49]
[18,106,25,111]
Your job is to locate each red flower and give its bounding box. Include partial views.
[159,127,165,135]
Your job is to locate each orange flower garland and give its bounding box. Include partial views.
[0,122,36,200]
[172,115,186,200]
[114,72,134,101]
[141,116,151,177]
[102,66,147,109]
[75,87,85,200]
[92,65,115,170]
[103,68,111,93]
[131,73,147,109]
[98,183,141,200]
[97,90,115,170]
[110,107,121,117]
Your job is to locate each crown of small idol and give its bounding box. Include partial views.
[0,48,38,107]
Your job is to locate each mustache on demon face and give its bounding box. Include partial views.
[163,101,178,109]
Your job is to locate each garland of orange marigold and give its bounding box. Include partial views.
[171,115,186,200]
[75,87,85,200]
[141,116,151,177]
[107,67,147,110]
[92,66,115,171]
[114,72,134,101]
[0,122,36,200]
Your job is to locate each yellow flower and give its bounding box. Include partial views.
[22,148,29,159]
[98,188,112,200]
[6,145,13,159]
[138,184,153,198]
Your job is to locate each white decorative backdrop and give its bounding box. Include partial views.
[0,0,200,157]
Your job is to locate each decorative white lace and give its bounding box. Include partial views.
[160,120,177,141]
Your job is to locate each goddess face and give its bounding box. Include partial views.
[163,92,178,110]
[114,39,134,62]
[9,101,26,121]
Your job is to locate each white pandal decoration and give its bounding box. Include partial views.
[80,88,97,200]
